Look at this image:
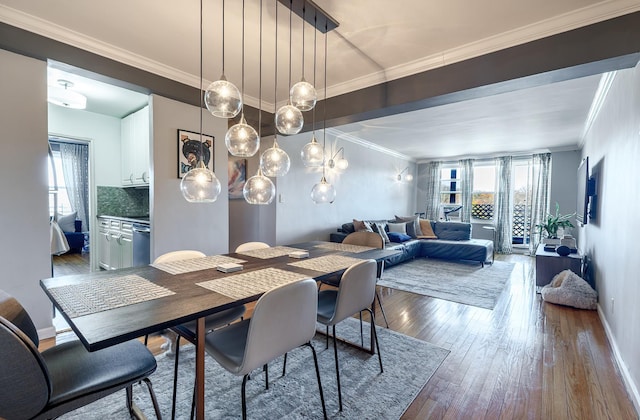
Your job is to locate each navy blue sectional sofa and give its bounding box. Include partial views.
[330,220,494,267]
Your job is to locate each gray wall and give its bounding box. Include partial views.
[0,49,54,337]
[149,95,230,259]
[275,133,416,244]
[550,150,581,239]
[581,63,640,409]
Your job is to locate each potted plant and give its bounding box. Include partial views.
[536,203,575,245]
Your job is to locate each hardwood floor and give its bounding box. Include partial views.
[43,252,637,419]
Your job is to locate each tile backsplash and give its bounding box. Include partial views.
[97,186,149,217]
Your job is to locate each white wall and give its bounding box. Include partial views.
[48,105,122,186]
[550,150,581,238]
[0,50,54,337]
[275,133,416,245]
[150,95,230,258]
[581,63,640,410]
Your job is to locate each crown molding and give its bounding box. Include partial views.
[325,128,414,161]
[579,71,617,147]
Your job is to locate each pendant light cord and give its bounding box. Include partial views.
[221,0,225,75]
[241,0,246,110]
[199,0,204,159]
[312,13,317,135]
[274,0,278,116]
[301,1,306,79]
[258,0,262,138]
[322,23,328,177]
[288,0,293,99]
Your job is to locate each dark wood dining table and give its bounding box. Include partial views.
[40,241,399,419]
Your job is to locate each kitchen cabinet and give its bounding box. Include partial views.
[121,105,150,186]
[98,217,134,270]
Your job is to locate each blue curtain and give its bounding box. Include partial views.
[59,142,90,232]
[423,161,442,220]
[528,153,552,255]
[459,159,474,222]
[494,156,513,254]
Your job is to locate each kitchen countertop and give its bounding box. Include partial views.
[98,215,150,225]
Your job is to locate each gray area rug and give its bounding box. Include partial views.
[378,258,515,309]
[60,317,449,419]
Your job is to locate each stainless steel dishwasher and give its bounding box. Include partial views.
[132,223,151,267]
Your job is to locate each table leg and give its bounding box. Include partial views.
[195,317,205,420]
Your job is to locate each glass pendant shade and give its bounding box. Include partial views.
[311,176,336,204]
[300,135,324,167]
[180,161,221,203]
[225,115,260,157]
[260,140,290,177]
[204,75,242,118]
[290,78,317,111]
[275,104,304,135]
[243,168,275,205]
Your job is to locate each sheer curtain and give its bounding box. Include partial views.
[59,142,90,232]
[459,159,473,222]
[528,153,552,255]
[424,161,442,220]
[494,156,513,254]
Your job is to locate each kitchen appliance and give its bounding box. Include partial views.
[132,223,150,267]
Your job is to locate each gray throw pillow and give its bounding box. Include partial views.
[57,212,77,233]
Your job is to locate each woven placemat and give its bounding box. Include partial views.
[47,274,174,318]
[287,254,364,273]
[152,255,247,275]
[313,242,375,253]
[196,268,310,300]
[236,246,307,259]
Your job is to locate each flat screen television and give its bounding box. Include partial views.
[576,157,589,225]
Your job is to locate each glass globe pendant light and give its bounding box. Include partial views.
[300,17,323,167]
[204,0,241,118]
[225,0,259,157]
[290,2,316,111]
[182,0,221,203]
[311,26,335,204]
[243,0,275,206]
[275,2,304,135]
[260,136,290,177]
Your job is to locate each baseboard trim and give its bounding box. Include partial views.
[597,304,640,416]
[38,325,56,340]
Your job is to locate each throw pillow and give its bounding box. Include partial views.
[417,219,438,239]
[353,219,373,232]
[387,222,407,234]
[371,221,390,243]
[395,215,422,238]
[57,211,77,233]
[387,232,412,243]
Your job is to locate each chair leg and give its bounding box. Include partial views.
[282,352,288,376]
[264,363,269,389]
[171,334,182,420]
[359,311,364,347]
[241,374,249,420]
[325,325,329,349]
[376,290,390,328]
[126,385,133,414]
[142,377,163,420]
[144,334,149,346]
[332,325,343,411]
[305,342,328,420]
[366,308,383,373]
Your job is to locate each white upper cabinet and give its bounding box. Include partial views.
[121,105,150,186]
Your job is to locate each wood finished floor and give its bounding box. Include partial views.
[46,252,638,419]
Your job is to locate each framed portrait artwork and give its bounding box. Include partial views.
[177,129,214,178]
[228,158,247,199]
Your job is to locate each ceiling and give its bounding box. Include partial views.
[2,0,638,159]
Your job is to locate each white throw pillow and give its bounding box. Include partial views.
[57,212,77,233]
[387,222,407,234]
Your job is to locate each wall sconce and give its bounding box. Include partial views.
[397,167,413,181]
[327,147,349,171]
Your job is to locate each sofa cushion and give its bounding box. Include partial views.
[395,215,422,237]
[387,222,407,234]
[388,232,411,243]
[421,238,491,263]
[433,221,471,241]
[417,219,437,239]
[353,219,373,232]
[57,212,77,233]
[340,223,355,234]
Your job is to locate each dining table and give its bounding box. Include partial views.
[40,241,400,419]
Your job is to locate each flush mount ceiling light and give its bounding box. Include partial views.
[48,80,87,109]
[244,0,276,205]
[225,0,259,157]
[397,167,414,182]
[181,0,221,203]
[290,1,317,111]
[275,1,304,135]
[205,0,242,118]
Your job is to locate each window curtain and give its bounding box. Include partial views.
[528,153,552,255]
[459,159,474,222]
[59,142,90,232]
[423,161,442,220]
[494,156,513,254]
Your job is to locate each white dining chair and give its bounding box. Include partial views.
[234,242,270,252]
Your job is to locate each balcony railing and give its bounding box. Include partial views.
[471,203,531,244]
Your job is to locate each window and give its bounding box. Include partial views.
[48,144,73,217]
[439,167,461,205]
[512,158,533,246]
[471,165,495,221]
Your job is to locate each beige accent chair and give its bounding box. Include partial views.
[235,241,270,252]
